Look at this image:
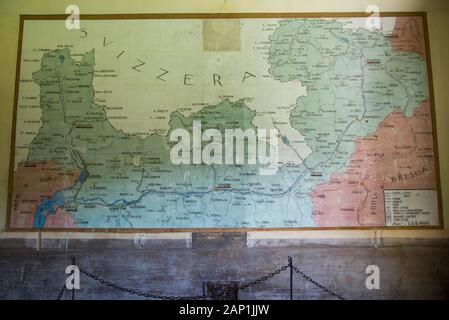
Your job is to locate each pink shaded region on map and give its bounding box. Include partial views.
[311,101,436,227]
[391,16,426,59]
[43,207,77,228]
[9,160,80,228]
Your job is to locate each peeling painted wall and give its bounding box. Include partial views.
[1,235,448,299]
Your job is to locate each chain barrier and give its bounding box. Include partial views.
[56,283,66,300]
[292,265,346,300]
[57,256,346,300]
[238,264,290,291]
[79,267,206,300]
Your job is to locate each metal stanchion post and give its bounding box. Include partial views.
[288,256,293,300]
[71,255,76,300]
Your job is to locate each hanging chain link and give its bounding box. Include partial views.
[238,264,290,290]
[292,265,345,300]
[56,283,66,300]
[78,267,206,300]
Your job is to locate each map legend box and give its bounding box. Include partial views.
[385,189,439,227]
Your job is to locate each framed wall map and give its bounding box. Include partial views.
[7,13,443,231]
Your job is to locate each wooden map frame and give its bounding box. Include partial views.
[6,12,444,232]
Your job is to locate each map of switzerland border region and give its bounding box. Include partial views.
[6,12,443,231]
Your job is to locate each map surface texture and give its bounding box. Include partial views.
[8,14,442,230]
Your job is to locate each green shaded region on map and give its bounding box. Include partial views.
[27,48,296,227]
[268,19,428,176]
